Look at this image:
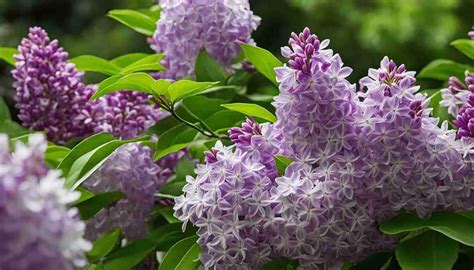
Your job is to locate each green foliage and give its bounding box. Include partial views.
[348,252,392,270]
[261,259,299,270]
[92,73,155,99]
[103,239,156,270]
[87,228,122,262]
[381,212,474,247]
[451,39,474,60]
[154,124,197,160]
[195,50,227,82]
[110,53,150,68]
[44,145,70,168]
[159,236,200,270]
[239,43,282,86]
[395,230,458,270]
[0,47,17,66]
[418,59,473,81]
[168,80,218,102]
[74,191,125,220]
[108,9,157,36]
[70,55,122,75]
[0,98,30,137]
[274,155,293,176]
[120,54,164,74]
[222,103,277,122]
[157,158,196,198]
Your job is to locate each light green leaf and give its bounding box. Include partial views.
[451,39,474,60]
[76,187,95,204]
[70,55,121,75]
[239,43,282,86]
[44,145,70,168]
[169,80,218,102]
[195,50,227,82]
[103,239,156,270]
[108,9,156,36]
[91,73,155,100]
[395,230,458,270]
[380,212,474,246]
[151,79,172,98]
[87,228,122,262]
[0,98,11,121]
[274,155,293,176]
[159,236,200,270]
[74,192,125,220]
[418,59,473,81]
[121,54,164,74]
[0,47,17,66]
[110,53,150,68]
[222,103,276,122]
[0,121,30,138]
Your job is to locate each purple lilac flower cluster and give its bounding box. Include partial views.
[0,134,91,270]
[13,27,163,144]
[440,73,474,117]
[150,0,260,79]
[175,28,474,269]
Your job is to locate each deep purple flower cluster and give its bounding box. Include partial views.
[0,134,91,270]
[455,94,474,139]
[175,28,474,269]
[12,27,96,145]
[150,0,261,79]
[13,27,163,144]
[440,73,474,117]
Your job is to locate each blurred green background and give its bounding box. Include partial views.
[1,0,473,106]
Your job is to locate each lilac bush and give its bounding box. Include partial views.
[150,0,261,79]
[175,28,474,269]
[0,134,90,270]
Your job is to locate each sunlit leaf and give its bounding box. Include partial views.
[239,43,282,85]
[87,228,121,262]
[451,39,474,60]
[222,103,276,122]
[195,50,227,82]
[75,192,124,220]
[159,236,200,270]
[108,9,156,36]
[0,47,17,66]
[70,55,121,75]
[418,59,473,81]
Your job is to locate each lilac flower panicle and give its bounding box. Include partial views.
[150,0,261,79]
[0,134,91,270]
[176,27,474,269]
[455,94,474,139]
[440,73,474,117]
[12,27,96,145]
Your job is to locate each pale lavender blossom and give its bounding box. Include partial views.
[150,0,260,79]
[0,134,91,270]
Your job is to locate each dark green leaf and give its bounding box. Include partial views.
[261,259,299,270]
[110,53,150,68]
[0,47,17,66]
[108,9,156,36]
[148,223,197,251]
[169,80,218,102]
[451,39,474,60]
[222,103,276,122]
[240,43,282,86]
[87,228,122,262]
[418,59,473,81]
[76,187,95,204]
[381,212,474,246]
[195,50,227,82]
[159,236,200,270]
[181,96,227,120]
[104,239,156,270]
[0,121,30,138]
[121,54,164,74]
[349,252,392,270]
[91,73,155,100]
[0,98,11,121]
[395,230,458,270]
[153,206,180,224]
[75,192,125,220]
[205,110,245,132]
[274,155,293,176]
[70,55,121,75]
[154,124,198,160]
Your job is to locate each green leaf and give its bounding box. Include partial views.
[418,59,473,81]
[70,55,121,75]
[222,103,276,122]
[0,98,11,121]
[261,259,299,270]
[274,155,293,176]
[239,43,282,86]
[91,73,155,100]
[74,192,125,220]
[44,145,70,168]
[451,39,474,60]
[0,47,17,66]
[104,239,156,270]
[151,79,172,98]
[76,187,95,204]
[205,110,245,132]
[154,124,198,160]
[121,54,164,74]
[110,53,150,68]
[87,228,122,262]
[58,133,115,174]
[426,90,450,123]
[169,80,218,102]
[159,236,200,270]
[108,9,156,36]
[158,158,196,198]
[395,230,458,270]
[0,121,30,138]
[153,206,180,223]
[349,252,392,270]
[148,223,197,251]
[380,212,474,247]
[195,50,227,82]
